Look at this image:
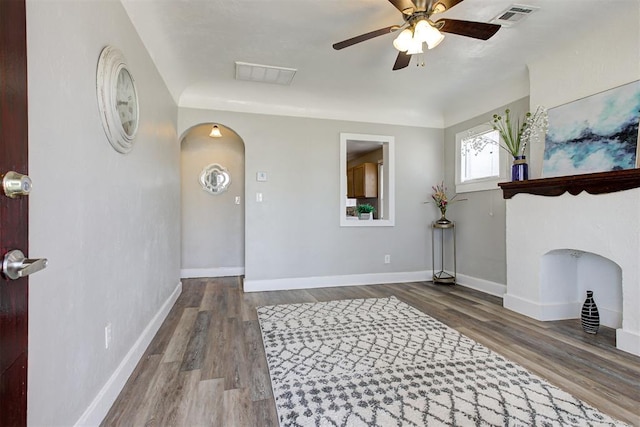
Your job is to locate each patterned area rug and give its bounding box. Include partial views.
[257,296,627,427]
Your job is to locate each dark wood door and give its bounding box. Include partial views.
[0,0,30,425]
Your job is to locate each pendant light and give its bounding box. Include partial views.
[209,125,222,138]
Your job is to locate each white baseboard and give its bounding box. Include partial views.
[616,329,640,357]
[595,307,622,329]
[503,294,544,319]
[503,294,577,321]
[505,294,638,356]
[503,294,622,328]
[244,270,432,292]
[74,282,182,427]
[180,267,245,279]
[455,273,506,297]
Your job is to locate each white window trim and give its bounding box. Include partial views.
[455,124,509,193]
[340,133,395,227]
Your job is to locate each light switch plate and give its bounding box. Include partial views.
[256,171,268,182]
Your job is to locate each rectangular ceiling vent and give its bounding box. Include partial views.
[235,61,297,86]
[491,4,539,27]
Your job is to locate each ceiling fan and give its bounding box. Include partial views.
[332,0,501,70]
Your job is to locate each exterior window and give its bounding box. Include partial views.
[461,129,500,182]
[455,124,507,193]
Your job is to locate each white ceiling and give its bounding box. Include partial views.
[121,0,626,128]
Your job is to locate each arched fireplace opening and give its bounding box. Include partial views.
[540,249,622,329]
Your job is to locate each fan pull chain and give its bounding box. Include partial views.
[416,53,425,67]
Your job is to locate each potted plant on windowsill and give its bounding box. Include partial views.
[356,203,376,220]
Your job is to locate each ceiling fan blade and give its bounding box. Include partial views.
[392,51,412,70]
[429,0,464,14]
[333,26,399,50]
[388,0,417,15]
[435,18,500,40]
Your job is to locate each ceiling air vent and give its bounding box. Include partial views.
[235,61,297,86]
[491,4,539,27]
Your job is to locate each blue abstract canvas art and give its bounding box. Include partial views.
[542,80,640,177]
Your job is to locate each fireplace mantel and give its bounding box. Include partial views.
[498,169,640,199]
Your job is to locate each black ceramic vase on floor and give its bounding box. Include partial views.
[581,290,600,334]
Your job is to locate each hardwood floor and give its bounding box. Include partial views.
[102,277,640,426]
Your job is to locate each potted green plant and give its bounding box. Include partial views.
[356,203,376,220]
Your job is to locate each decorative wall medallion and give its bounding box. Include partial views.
[96,46,140,154]
[200,164,231,195]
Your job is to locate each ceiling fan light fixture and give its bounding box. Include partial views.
[425,29,444,49]
[209,125,222,138]
[332,0,501,71]
[392,28,413,52]
[413,19,429,40]
[406,38,424,55]
[432,3,447,14]
[414,19,445,50]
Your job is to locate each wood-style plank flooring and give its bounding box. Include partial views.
[102,277,640,426]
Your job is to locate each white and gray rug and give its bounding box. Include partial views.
[257,296,627,427]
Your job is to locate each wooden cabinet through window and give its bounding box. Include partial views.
[347,168,355,198]
[348,162,377,198]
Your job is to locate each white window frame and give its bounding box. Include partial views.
[340,133,395,227]
[455,124,508,193]
[377,160,384,219]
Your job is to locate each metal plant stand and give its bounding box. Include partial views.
[431,219,456,284]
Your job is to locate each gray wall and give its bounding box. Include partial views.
[443,97,530,285]
[27,0,180,424]
[181,124,245,272]
[179,108,444,285]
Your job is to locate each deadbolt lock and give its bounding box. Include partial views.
[2,171,32,198]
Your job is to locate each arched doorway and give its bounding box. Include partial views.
[179,123,245,278]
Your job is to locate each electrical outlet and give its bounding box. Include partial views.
[256,192,263,202]
[235,196,241,205]
[105,323,112,349]
[384,254,391,264]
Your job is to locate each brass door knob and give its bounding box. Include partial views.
[2,171,32,198]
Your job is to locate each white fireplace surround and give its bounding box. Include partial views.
[504,188,640,357]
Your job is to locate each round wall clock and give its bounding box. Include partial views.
[96,46,139,154]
